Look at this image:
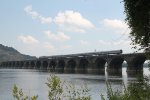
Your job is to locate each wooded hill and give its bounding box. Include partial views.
[0,44,36,62]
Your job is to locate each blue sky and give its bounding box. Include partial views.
[0,0,136,57]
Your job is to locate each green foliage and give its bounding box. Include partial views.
[123,0,150,51]
[126,76,150,100]
[45,74,64,100]
[101,76,150,100]
[12,84,38,100]
[45,74,91,100]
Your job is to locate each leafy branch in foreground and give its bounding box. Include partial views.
[45,74,64,100]
[12,84,38,100]
[45,74,91,100]
[101,76,150,100]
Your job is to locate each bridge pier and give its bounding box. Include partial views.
[126,55,146,77]
[126,63,144,77]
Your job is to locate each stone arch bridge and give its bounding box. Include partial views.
[0,50,148,75]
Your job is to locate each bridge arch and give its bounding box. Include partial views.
[55,59,65,73]
[95,57,106,68]
[108,57,124,68]
[76,58,89,73]
[107,57,124,75]
[42,61,48,70]
[49,60,57,71]
[65,59,76,73]
[79,58,89,68]
[30,61,35,69]
[36,61,41,69]
[89,57,106,74]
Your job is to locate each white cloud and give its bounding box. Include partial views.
[44,31,70,41]
[98,39,131,46]
[43,42,56,52]
[24,5,39,19]
[54,10,95,33]
[60,45,72,50]
[103,19,128,29]
[80,40,89,45]
[113,40,131,46]
[18,35,39,44]
[39,16,52,24]
[24,5,52,24]
[98,40,111,45]
[102,19,130,35]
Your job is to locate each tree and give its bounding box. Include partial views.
[123,0,150,51]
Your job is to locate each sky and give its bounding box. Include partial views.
[0,0,137,57]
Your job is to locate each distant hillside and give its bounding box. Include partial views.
[0,44,36,62]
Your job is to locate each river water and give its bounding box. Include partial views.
[0,68,149,100]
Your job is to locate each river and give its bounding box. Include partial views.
[0,67,149,100]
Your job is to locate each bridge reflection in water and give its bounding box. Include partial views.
[0,50,148,77]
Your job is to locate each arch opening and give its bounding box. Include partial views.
[109,57,124,69]
[95,58,106,68]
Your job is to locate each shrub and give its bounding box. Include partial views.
[13,74,91,100]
